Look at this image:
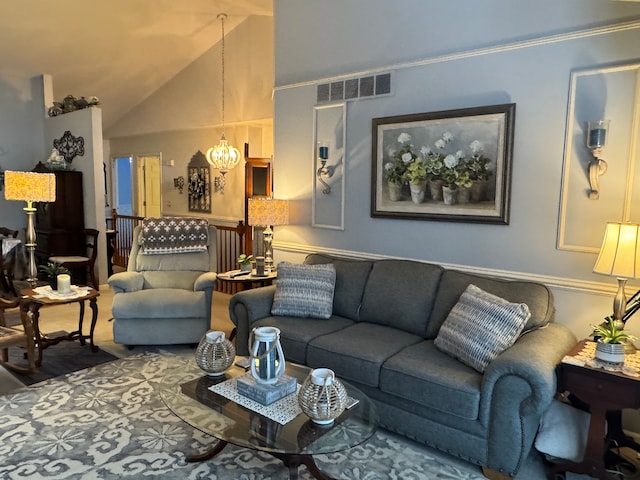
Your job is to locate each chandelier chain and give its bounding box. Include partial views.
[220,14,225,133]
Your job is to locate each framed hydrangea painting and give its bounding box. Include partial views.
[371,103,515,224]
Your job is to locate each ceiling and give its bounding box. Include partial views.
[0,0,273,131]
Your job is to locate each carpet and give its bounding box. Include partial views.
[7,338,118,386]
[0,351,491,479]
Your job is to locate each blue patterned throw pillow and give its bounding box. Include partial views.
[271,262,337,319]
[434,284,531,373]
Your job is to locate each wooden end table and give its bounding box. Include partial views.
[551,339,640,480]
[217,269,277,292]
[217,270,277,342]
[20,286,100,367]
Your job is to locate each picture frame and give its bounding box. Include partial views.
[371,103,515,224]
[187,150,211,213]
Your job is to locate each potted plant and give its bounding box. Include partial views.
[38,261,70,290]
[405,157,429,204]
[590,318,637,363]
[237,254,255,272]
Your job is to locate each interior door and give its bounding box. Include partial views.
[135,154,161,217]
[142,155,161,217]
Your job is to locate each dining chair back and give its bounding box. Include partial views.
[49,228,100,290]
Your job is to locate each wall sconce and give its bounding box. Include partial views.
[316,141,334,194]
[214,173,228,194]
[586,119,610,200]
[173,176,185,194]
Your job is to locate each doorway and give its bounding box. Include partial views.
[111,154,162,217]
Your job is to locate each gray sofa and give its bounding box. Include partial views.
[229,254,577,479]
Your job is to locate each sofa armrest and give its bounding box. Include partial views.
[107,271,144,293]
[479,323,577,474]
[229,285,277,355]
[194,272,217,291]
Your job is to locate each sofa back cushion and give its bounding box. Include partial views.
[426,269,554,338]
[359,260,443,337]
[304,254,373,320]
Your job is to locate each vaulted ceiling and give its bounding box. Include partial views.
[0,0,273,130]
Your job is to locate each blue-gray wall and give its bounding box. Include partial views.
[272,0,640,339]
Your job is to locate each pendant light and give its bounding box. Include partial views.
[206,13,241,194]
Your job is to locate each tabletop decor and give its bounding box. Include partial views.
[237,253,254,272]
[591,318,637,363]
[38,261,70,290]
[195,330,236,376]
[371,103,515,224]
[298,367,348,425]
[249,326,285,385]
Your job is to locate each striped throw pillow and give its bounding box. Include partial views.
[434,284,531,373]
[271,262,336,319]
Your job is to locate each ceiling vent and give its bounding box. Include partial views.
[317,72,392,104]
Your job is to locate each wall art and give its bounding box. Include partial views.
[371,103,515,224]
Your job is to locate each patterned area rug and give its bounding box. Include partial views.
[7,340,118,385]
[0,351,489,479]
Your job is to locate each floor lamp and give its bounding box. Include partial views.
[4,171,56,286]
[247,198,290,273]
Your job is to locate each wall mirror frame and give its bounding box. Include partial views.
[558,62,640,252]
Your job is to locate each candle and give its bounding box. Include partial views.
[589,128,606,148]
[57,274,71,294]
[319,145,329,160]
[255,256,265,276]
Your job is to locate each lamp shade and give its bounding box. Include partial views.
[248,198,290,226]
[4,171,56,203]
[593,222,640,279]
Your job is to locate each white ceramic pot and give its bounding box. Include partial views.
[594,341,625,364]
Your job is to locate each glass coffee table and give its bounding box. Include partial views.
[160,359,378,480]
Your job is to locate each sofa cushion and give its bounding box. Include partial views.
[434,284,530,373]
[359,260,442,336]
[304,254,373,320]
[307,322,422,387]
[254,315,355,365]
[426,269,554,338]
[381,341,482,420]
[271,262,337,319]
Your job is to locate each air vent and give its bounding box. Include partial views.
[317,72,392,104]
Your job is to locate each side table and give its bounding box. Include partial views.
[551,339,640,480]
[217,270,277,341]
[217,269,277,292]
[20,286,100,367]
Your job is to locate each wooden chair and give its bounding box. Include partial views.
[0,227,20,296]
[0,297,36,373]
[49,228,100,291]
[0,227,18,239]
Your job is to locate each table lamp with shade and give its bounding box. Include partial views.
[593,222,640,350]
[4,170,56,286]
[247,198,289,273]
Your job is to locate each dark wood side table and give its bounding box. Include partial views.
[216,270,277,341]
[19,286,100,367]
[217,270,277,292]
[550,339,640,480]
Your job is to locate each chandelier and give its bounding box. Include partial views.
[206,13,241,193]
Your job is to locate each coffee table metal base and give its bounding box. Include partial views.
[186,440,336,480]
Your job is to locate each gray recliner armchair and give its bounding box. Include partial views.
[108,220,217,346]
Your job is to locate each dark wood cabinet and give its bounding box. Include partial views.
[32,162,85,264]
